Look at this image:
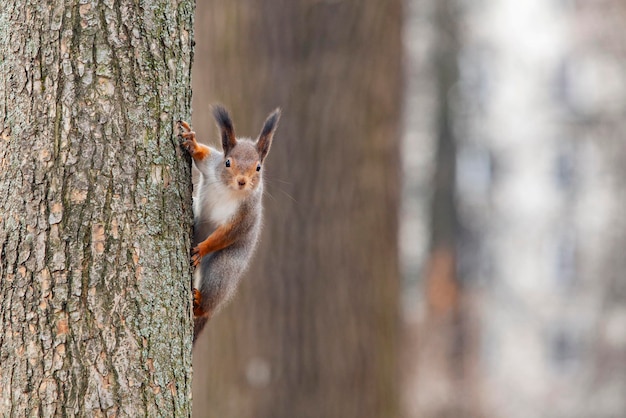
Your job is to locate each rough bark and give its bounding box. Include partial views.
[192,1,402,417]
[0,0,194,416]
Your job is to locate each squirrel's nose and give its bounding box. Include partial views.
[237,178,247,187]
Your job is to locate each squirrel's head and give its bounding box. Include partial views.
[213,105,281,193]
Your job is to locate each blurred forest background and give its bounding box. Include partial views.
[190,0,626,417]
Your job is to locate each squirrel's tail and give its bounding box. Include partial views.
[193,316,209,345]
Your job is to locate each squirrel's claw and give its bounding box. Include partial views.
[179,128,196,144]
[180,131,195,139]
[177,121,195,145]
[177,123,198,152]
[177,120,210,161]
[192,288,202,315]
[191,246,202,267]
[193,288,201,308]
[180,138,195,152]
[177,120,192,132]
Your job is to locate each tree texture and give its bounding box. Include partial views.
[0,0,194,416]
[192,1,403,417]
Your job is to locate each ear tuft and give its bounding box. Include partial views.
[212,104,237,154]
[257,108,281,162]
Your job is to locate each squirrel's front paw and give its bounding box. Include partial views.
[177,120,210,161]
[177,120,192,134]
[177,120,197,150]
[191,246,202,267]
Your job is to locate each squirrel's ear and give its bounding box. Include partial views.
[213,105,237,155]
[257,108,281,162]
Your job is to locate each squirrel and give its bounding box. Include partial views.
[178,105,281,343]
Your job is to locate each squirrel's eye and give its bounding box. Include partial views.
[256,164,261,172]
[225,159,231,168]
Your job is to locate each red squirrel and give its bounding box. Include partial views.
[178,105,280,343]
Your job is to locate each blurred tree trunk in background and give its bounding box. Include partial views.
[0,1,194,415]
[420,1,468,416]
[452,1,626,417]
[192,1,402,417]
[401,1,481,417]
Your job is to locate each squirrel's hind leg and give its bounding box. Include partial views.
[192,288,213,344]
[192,288,205,317]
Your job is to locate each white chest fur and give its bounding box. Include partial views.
[193,166,244,291]
[209,186,241,225]
[195,167,243,226]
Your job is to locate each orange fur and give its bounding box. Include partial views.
[182,107,281,344]
[188,142,210,161]
[192,288,211,317]
[178,120,210,161]
[191,223,237,266]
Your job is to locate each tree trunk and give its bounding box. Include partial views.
[0,0,194,416]
[192,1,402,417]
[409,1,481,417]
[453,2,626,417]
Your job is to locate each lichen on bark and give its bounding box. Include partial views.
[0,0,195,416]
